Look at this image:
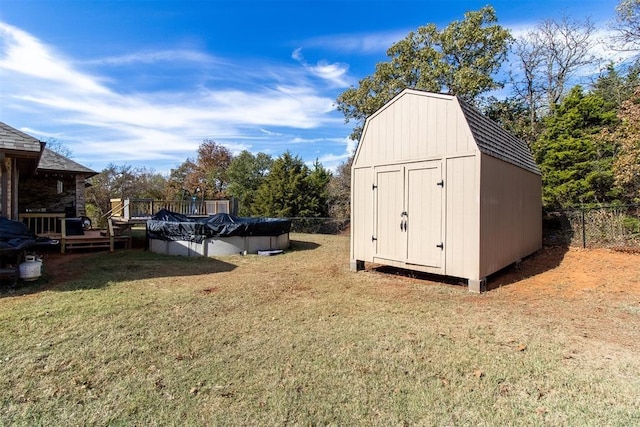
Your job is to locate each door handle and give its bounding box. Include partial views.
[436,242,444,249]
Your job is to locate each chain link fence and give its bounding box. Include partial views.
[289,217,350,235]
[289,207,640,251]
[544,204,640,250]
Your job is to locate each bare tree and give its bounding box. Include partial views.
[45,137,73,158]
[327,156,353,218]
[538,16,599,109]
[510,15,600,123]
[610,0,640,52]
[510,34,545,137]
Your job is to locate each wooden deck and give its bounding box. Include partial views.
[19,213,133,253]
[63,229,132,252]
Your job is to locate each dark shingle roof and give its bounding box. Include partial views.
[0,122,96,176]
[457,99,540,175]
[0,121,43,154]
[38,148,97,176]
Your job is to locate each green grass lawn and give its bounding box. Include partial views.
[1,234,638,425]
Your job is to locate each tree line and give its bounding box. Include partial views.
[86,0,640,223]
[86,144,334,223]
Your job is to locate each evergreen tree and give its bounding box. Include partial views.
[252,152,331,217]
[534,86,619,208]
[226,150,273,215]
[304,160,332,217]
[592,61,640,108]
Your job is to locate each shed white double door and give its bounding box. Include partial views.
[374,160,444,268]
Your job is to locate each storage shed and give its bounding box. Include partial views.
[350,89,542,292]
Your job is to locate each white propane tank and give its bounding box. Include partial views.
[19,255,43,281]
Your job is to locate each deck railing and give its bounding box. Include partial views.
[19,212,67,239]
[109,198,231,219]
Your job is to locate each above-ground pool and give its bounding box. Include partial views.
[147,209,291,257]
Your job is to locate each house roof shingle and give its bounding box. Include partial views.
[0,121,43,155]
[0,121,97,177]
[38,148,97,176]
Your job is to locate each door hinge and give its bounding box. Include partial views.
[437,180,444,187]
[436,242,444,250]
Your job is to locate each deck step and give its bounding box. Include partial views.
[63,234,131,253]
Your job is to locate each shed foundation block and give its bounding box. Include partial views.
[468,278,487,293]
[350,259,365,272]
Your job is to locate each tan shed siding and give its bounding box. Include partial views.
[388,104,397,161]
[353,91,477,168]
[446,101,460,152]
[400,96,410,159]
[351,167,374,262]
[409,95,420,158]
[354,119,372,167]
[478,154,542,278]
[445,155,480,280]
[367,118,379,165]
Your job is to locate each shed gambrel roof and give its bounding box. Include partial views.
[356,90,540,175]
[0,121,43,156]
[456,98,540,175]
[38,148,97,177]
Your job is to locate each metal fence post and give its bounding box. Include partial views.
[581,206,586,248]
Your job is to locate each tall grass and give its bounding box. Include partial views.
[1,234,638,425]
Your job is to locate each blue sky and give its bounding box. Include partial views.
[0,0,622,174]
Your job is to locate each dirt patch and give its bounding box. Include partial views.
[38,251,94,289]
[491,246,640,299]
[366,245,640,355]
[489,246,640,360]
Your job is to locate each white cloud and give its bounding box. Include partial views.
[260,128,285,137]
[308,61,350,87]
[304,30,406,54]
[19,126,64,141]
[312,136,356,172]
[0,21,350,172]
[0,22,110,95]
[291,47,351,87]
[83,49,219,66]
[291,47,303,62]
